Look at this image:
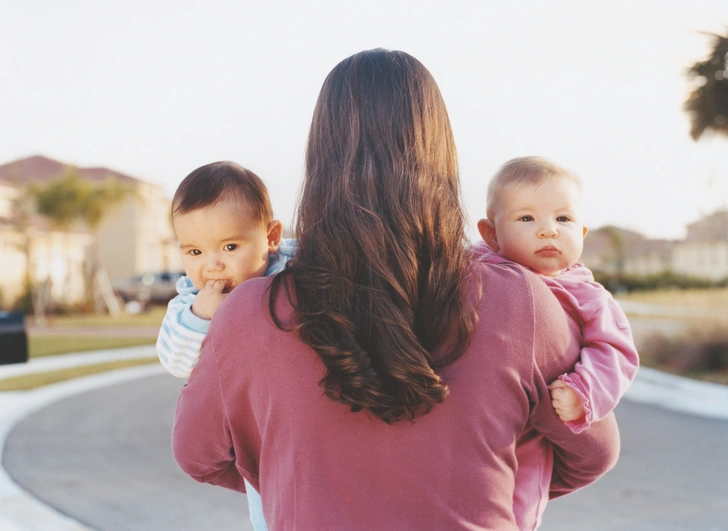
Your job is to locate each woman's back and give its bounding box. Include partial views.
[173,260,617,530]
[173,48,620,530]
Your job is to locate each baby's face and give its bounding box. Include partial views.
[173,200,275,292]
[486,178,587,276]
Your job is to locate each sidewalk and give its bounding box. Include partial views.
[0,347,726,530]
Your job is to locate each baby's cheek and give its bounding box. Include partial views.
[189,275,206,291]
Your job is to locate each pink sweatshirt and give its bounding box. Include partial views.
[473,241,638,529]
[173,261,621,530]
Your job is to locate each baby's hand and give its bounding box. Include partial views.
[547,380,584,423]
[191,280,229,320]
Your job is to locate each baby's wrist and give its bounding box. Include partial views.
[179,305,211,334]
[191,301,215,320]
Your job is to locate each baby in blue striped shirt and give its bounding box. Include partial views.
[157,160,293,531]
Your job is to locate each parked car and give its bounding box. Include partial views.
[112,272,185,305]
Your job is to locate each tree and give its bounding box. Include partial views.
[27,172,88,318]
[7,190,36,312]
[31,168,128,230]
[29,168,130,314]
[685,31,728,141]
[82,178,128,230]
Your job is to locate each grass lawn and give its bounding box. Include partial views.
[617,287,728,385]
[35,306,167,328]
[29,336,156,358]
[616,287,728,309]
[0,307,163,390]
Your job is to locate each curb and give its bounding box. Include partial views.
[0,346,157,379]
[625,366,728,420]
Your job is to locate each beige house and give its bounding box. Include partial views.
[0,155,180,310]
[0,177,92,307]
[94,178,180,282]
[672,210,728,281]
[581,210,728,281]
[580,226,673,276]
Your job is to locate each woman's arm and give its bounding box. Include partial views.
[547,414,620,498]
[526,275,621,498]
[171,312,248,494]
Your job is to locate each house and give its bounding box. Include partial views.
[580,226,673,276]
[581,210,728,281]
[0,174,93,307]
[0,155,180,310]
[672,210,728,280]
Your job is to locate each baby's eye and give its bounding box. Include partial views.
[224,244,238,251]
[188,249,201,256]
[556,216,571,222]
[518,215,534,222]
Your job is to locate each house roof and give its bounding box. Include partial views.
[588,225,646,242]
[0,155,143,235]
[685,209,728,241]
[0,155,142,187]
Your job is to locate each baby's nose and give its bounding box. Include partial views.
[538,224,558,238]
[205,255,225,270]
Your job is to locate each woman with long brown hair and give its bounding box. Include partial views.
[173,49,619,530]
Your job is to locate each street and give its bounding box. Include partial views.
[3,372,727,531]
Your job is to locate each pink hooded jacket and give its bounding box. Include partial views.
[473,241,638,530]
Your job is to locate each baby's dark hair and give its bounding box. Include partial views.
[172,161,273,223]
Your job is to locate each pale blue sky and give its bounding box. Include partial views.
[2,1,728,239]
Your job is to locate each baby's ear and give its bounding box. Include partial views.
[267,220,283,252]
[477,218,500,251]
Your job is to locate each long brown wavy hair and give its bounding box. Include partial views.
[270,49,477,423]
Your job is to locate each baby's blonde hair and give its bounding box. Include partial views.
[486,156,580,220]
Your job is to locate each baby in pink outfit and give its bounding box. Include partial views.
[474,156,639,530]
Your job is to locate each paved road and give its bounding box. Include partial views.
[540,401,728,531]
[3,373,728,530]
[3,374,252,531]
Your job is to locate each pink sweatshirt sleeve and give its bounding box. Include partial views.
[172,320,250,494]
[558,292,639,433]
[525,273,622,499]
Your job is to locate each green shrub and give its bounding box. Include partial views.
[640,325,728,374]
